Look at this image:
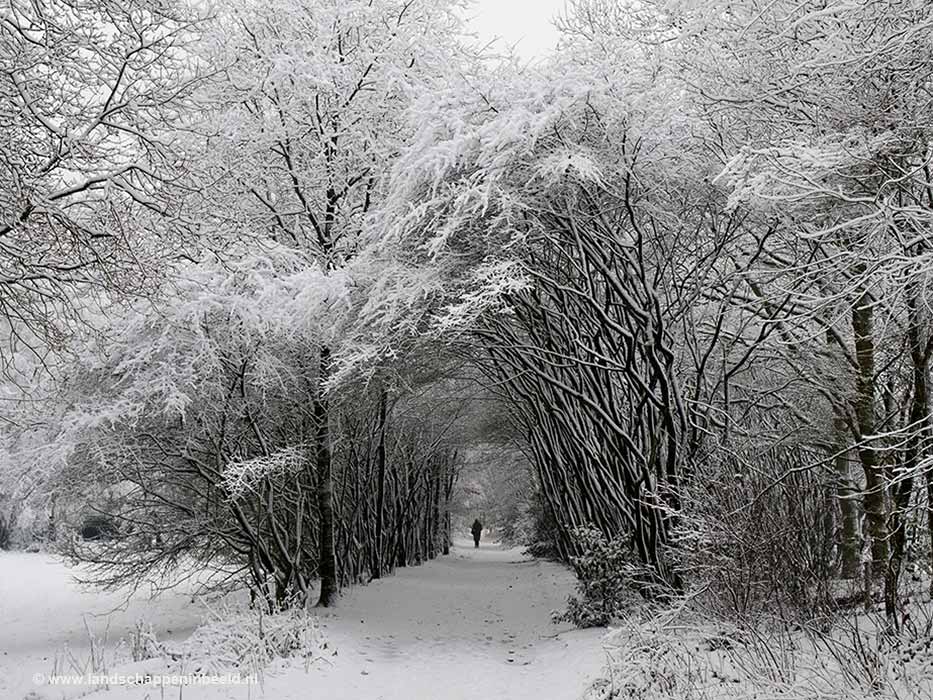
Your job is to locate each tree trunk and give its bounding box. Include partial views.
[884,283,928,624]
[834,413,862,578]
[851,289,888,575]
[371,387,388,580]
[826,328,861,578]
[442,454,456,556]
[315,346,338,607]
[927,471,933,597]
[430,458,442,559]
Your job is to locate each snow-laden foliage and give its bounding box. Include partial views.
[27,231,469,598]
[41,243,326,457]
[25,244,339,595]
[198,0,471,263]
[361,54,697,347]
[359,60,705,592]
[553,527,642,628]
[178,599,326,679]
[585,602,933,700]
[223,446,308,500]
[0,0,208,372]
[549,0,933,622]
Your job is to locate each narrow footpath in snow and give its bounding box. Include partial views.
[294,538,606,700]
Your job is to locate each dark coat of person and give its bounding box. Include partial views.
[471,519,483,546]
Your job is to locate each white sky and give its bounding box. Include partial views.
[465,0,567,60]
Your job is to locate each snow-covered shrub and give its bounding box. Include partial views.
[175,598,326,679]
[123,620,162,663]
[584,601,933,700]
[554,526,640,628]
[675,447,840,623]
[42,604,327,697]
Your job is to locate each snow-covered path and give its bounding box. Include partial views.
[1,540,606,700]
[299,538,606,699]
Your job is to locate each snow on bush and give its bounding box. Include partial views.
[582,600,933,700]
[554,526,641,628]
[45,600,329,696]
[173,598,327,680]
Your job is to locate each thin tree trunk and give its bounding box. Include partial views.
[315,347,338,607]
[852,288,888,575]
[834,413,861,578]
[826,329,861,578]
[371,387,388,579]
[442,454,456,556]
[927,471,933,597]
[884,282,929,624]
[436,465,443,555]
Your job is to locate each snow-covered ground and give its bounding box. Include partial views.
[0,551,204,700]
[1,539,607,700]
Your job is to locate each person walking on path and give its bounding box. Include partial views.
[471,518,483,548]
